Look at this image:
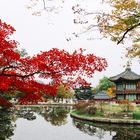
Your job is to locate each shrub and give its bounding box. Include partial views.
[73,100,96,115]
[133,113,140,120]
[118,100,134,112]
[86,106,97,115]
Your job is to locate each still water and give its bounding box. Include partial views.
[0,105,140,140]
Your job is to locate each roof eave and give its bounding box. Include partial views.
[109,77,140,82]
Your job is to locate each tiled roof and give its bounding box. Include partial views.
[93,91,113,100]
[109,68,140,81]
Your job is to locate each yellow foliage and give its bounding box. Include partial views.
[106,87,116,97]
[113,0,138,10]
[126,43,140,58]
[99,0,140,58]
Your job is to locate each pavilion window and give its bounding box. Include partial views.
[126,94,136,101]
[117,95,124,100]
[126,83,136,90]
[117,84,123,91]
[138,95,140,100]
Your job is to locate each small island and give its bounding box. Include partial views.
[71,66,140,124]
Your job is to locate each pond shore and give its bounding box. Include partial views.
[70,111,140,125]
[15,103,74,107]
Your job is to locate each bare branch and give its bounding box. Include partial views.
[0,71,41,79]
[0,69,66,79]
[1,66,18,74]
[42,0,46,9]
[117,22,140,44]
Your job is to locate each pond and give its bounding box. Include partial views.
[0,105,140,140]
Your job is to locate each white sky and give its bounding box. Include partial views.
[0,0,139,87]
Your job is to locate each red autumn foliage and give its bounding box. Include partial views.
[0,19,107,107]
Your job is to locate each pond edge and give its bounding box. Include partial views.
[70,111,140,125]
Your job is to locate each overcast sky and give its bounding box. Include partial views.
[0,0,139,86]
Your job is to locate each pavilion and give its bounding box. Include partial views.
[109,66,140,102]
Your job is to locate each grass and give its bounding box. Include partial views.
[133,113,140,120]
[73,110,104,118]
[74,103,140,120]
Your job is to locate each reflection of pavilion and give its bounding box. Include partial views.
[110,66,140,102]
[72,118,140,140]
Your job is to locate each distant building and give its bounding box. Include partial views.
[93,90,113,101]
[109,66,140,102]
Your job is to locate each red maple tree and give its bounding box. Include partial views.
[0,19,107,107]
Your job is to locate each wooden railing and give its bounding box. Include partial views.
[114,89,140,94]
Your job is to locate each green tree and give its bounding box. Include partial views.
[74,86,93,100]
[93,76,115,92]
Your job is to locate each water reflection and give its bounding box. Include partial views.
[0,106,71,140]
[1,106,140,140]
[0,108,15,140]
[72,118,140,140]
[16,106,71,126]
[40,106,71,126]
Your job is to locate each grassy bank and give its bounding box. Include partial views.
[73,101,140,120]
[70,111,140,124]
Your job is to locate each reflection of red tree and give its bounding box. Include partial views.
[0,19,107,107]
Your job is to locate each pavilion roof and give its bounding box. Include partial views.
[93,90,113,100]
[109,68,140,82]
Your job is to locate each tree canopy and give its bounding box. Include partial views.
[27,0,140,58]
[0,19,107,107]
[72,0,140,58]
[93,76,115,92]
[97,0,140,58]
[56,84,74,99]
[74,86,94,100]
